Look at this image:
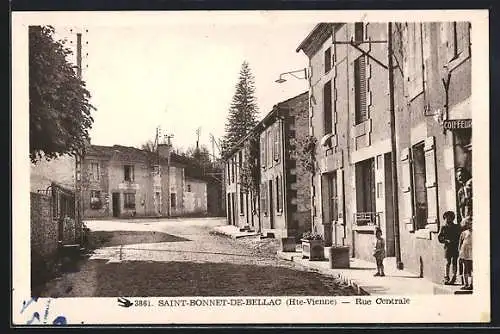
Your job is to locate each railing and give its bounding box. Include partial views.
[353,212,381,227]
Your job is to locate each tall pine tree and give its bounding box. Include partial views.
[222,61,259,155]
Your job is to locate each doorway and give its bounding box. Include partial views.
[112,192,120,217]
[268,180,274,229]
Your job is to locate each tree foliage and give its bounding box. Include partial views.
[140,140,156,153]
[29,26,95,163]
[222,61,259,155]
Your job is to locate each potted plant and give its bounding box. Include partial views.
[90,196,102,210]
[301,232,325,261]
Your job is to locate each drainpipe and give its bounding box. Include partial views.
[388,22,404,270]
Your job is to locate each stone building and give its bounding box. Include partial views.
[392,22,472,284]
[224,92,310,239]
[297,21,472,284]
[82,144,209,218]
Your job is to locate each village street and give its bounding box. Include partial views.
[40,217,358,297]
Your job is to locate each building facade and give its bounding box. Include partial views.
[392,22,472,284]
[297,21,472,284]
[224,92,310,239]
[82,144,208,218]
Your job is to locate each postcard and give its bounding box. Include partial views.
[12,9,490,325]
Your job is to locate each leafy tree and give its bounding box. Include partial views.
[222,61,259,155]
[140,140,156,153]
[29,26,95,163]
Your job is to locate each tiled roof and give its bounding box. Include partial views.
[85,145,187,166]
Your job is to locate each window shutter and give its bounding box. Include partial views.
[414,23,424,95]
[424,136,439,232]
[400,148,415,232]
[274,125,279,162]
[359,56,367,122]
[457,22,470,57]
[320,175,331,225]
[276,122,281,163]
[446,22,456,62]
[260,137,266,168]
[337,169,344,224]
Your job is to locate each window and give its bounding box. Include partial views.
[124,192,136,209]
[90,190,101,210]
[240,191,244,215]
[328,173,339,222]
[124,165,134,182]
[355,159,376,225]
[238,151,243,168]
[411,142,428,230]
[90,162,100,181]
[276,175,283,213]
[273,124,281,162]
[231,157,235,183]
[170,193,176,209]
[187,184,191,192]
[354,56,368,125]
[324,47,332,73]
[323,80,333,134]
[267,130,273,168]
[260,136,266,169]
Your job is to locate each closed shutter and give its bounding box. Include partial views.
[268,131,273,168]
[260,136,266,168]
[400,148,415,232]
[457,22,470,58]
[337,169,344,224]
[424,136,439,232]
[320,175,331,225]
[445,22,456,62]
[414,23,424,95]
[274,125,279,162]
[276,122,281,163]
[358,56,367,122]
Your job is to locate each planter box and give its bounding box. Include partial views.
[328,246,350,269]
[301,239,325,261]
[280,237,296,252]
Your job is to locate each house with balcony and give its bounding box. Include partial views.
[298,23,396,262]
[223,92,310,240]
[297,21,472,285]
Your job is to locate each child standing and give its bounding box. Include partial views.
[459,217,473,290]
[373,228,386,277]
[438,211,461,285]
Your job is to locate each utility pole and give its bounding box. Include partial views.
[196,127,201,151]
[388,22,403,270]
[165,134,173,217]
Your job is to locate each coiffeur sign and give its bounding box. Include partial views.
[443,119,472,130]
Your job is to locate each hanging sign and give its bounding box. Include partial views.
[443,119,472,130]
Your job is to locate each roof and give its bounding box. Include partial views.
[296,23,338,58]
[85,144,187,166]
[222,91,308,160]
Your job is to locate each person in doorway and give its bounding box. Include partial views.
[456,167,473,220]
[438,211,461,285]
[373,227,386,277]
[459,216,473,290]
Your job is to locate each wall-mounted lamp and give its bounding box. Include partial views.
[275,68,308,83]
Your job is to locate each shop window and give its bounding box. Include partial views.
[124,165,134,182]
[411,142,428,230]
[124,193,136,209]
[323,80,333,134]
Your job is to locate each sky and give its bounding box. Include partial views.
[55,19,316,158]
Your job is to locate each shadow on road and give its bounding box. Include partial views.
[88,230,190,249]
[85,260,359,297]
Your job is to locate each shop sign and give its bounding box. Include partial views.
[443,119,472,130]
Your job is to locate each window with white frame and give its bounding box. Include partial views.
[90,162,100,181]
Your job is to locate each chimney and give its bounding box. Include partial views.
[157,143,171,160]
